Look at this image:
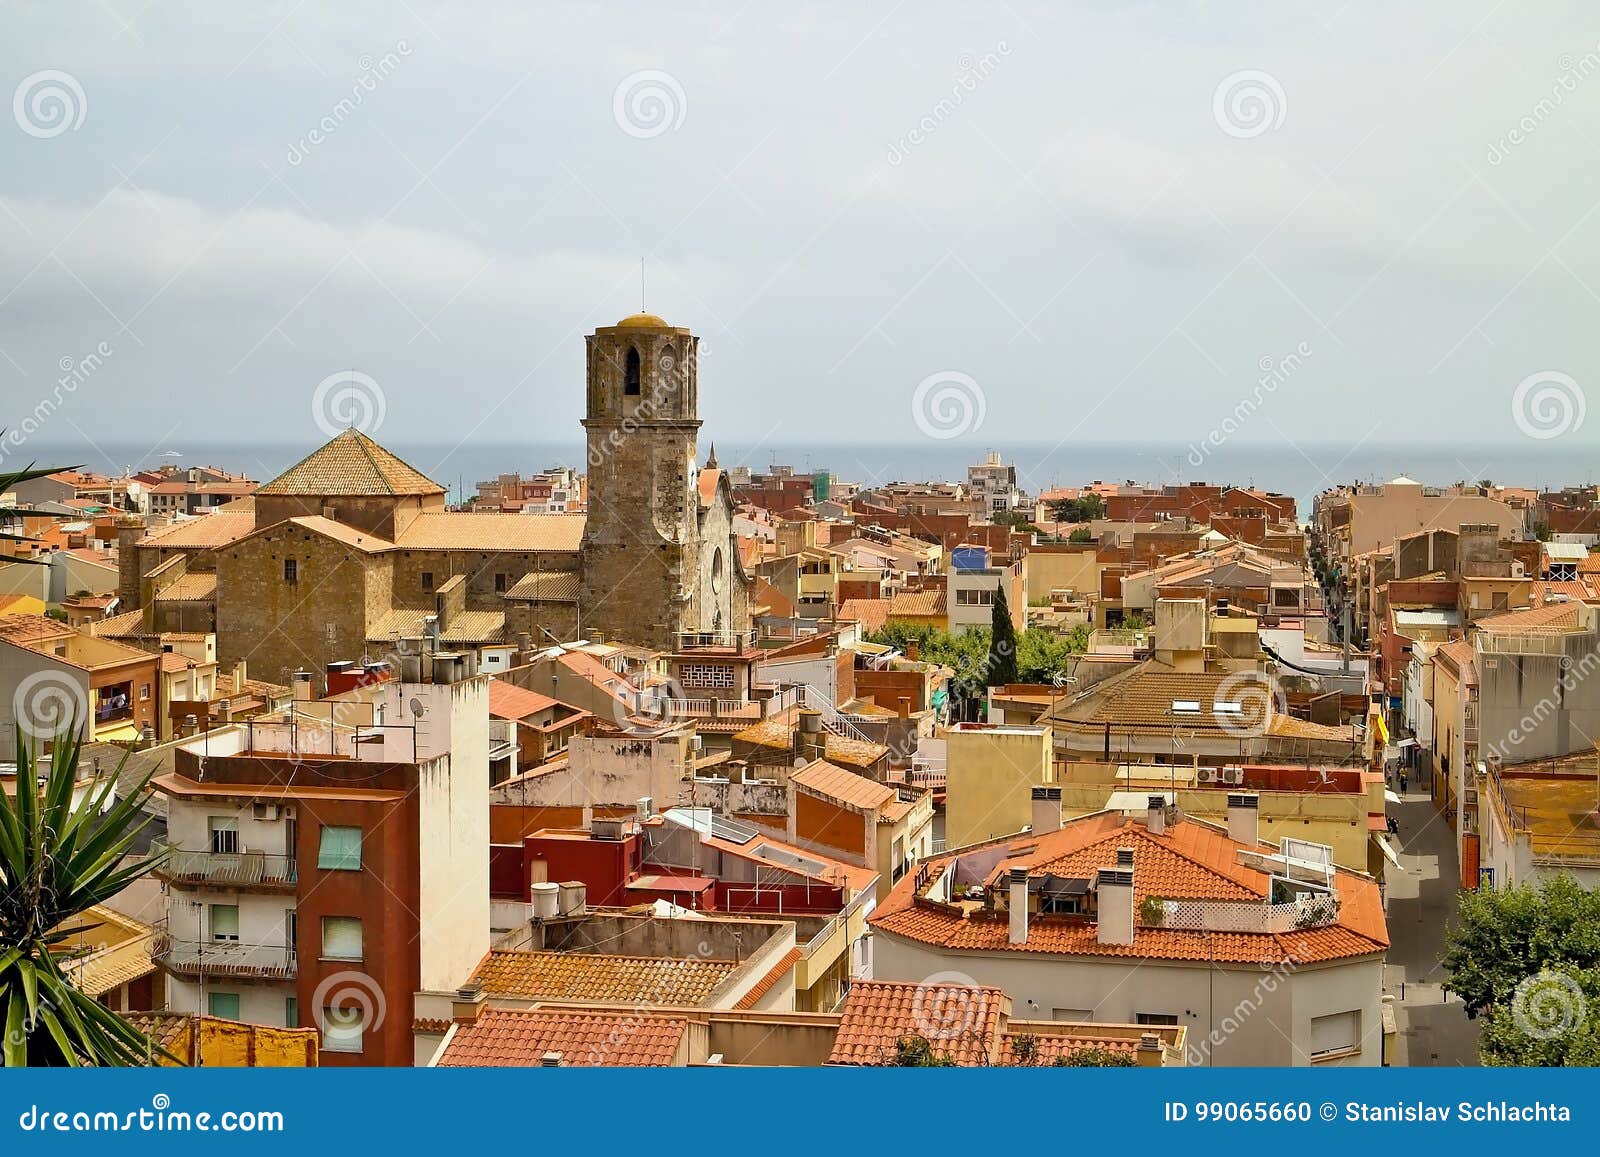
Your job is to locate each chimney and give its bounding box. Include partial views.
[1096,865,1135,946]
[539,1051,564,1067]
[1007,867,1030,945]
[898,696,912,720]
[1145,794,1167,836]
[1136,1033,1164,1067]
[1030,786,1062,835]
[797,710,825,762]
[115,516,144,611]
[1227,792,1260,847]
[907,639,920,662]
[451,980,486,1023]
[291,670,313,702]
[1116,847,1134,868]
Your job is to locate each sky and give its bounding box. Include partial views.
[4,1,1600,472]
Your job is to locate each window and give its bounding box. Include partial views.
[283,558,298,583]
[322,1005,365,1054]
[679,663,735,689]
[210,904,239,942]
[494,572,507,593]
[317,826,362,871]
[1310,1010,1360,1059]
[1492,591,1509,611]
[285,997,298,1028]
[285,908,297,957]
[139,683,151,701]
[208,992,240,1020]
[321,916,363,961]
[623,345,641,396]
[1136,1012,1179,1026]
[956,588,994,607]
[209,817,239,855]
[421,571,434,592]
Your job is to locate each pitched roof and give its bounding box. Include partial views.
[0,613,76,645]
[488,679,562,719]
[152,572,217,602]
[470,949,738,1005]
[791,759,897,812]
[395,513,584,553]
[731,947,802,1010]
[1476,602,1584,634]
[255,429,445,497]
[504,570,582,602]
[828,979,1008,1066]
[367,608,507,645]
[1049,666,1271,734]
[136,512,256,550]
[91,609,151,639]
[871,813,1388,967]
[435,1007,688,1067]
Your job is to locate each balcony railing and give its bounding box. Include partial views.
[151,930,297,980]
[149,839,297,889]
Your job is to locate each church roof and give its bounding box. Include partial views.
[614,312,670,329]
[255,430,446,498]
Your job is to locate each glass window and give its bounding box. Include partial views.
[285,997,299,1028]
[317,826,362,871]
[209,817,239,854]
[210,904,239,941]
[1310,1010,1360,1058]
[283,558,298,583]
[321,916,363,961]
[322,1005,364,1054]
[208,992,240,1020]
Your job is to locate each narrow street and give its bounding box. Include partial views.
[1382,784,1481,1066]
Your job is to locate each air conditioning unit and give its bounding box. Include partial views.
[253,803,281,821]
[1221,767,1245,786]
[1195,768,1220,784]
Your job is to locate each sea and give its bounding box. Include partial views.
[19,438,1600,520]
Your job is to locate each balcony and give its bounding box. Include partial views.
[151,928,297,981]
[149,840,298,890]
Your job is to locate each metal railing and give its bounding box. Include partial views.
[802,886,876,954]
[798,684,874,746]
[150,839,297,888]
[151,928,297,980]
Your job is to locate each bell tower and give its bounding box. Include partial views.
[578,312,702,651]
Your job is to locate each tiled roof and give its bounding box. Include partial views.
[730,719,888,767]
[1052,666,1271,734]
[255,430,445,497]
[503,570,581,601]
[395,513,585,553]
[470,949,738,1005]
[1000,1030,1139,1063]
[1265,714,1352,740]
[159,652,197,674]
[838,590,948,633]
[488,679,561,719]
[91,609,150,638]
[871,813,1388,967]
[367,608,507,645]
[1531,580,1597,604]
[152,572,217,602]
[791,759,897,812]
[828,979,1008,1066]
[1476,602,1584,634]
[0,613,75,645]
[732,947,802,1010]
[136,512,256,550]
[697,467,722,510]
[250,515,395,553]
[436,1008,687,1067]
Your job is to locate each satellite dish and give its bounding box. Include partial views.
[409,697,426,718]
[793,757,808,769]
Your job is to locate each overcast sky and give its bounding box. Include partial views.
[4,2,1600,461]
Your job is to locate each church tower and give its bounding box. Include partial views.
[579,312,710,651]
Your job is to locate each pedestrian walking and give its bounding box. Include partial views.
[1399,769,1408,793]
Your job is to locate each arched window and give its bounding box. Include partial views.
[624,346,641,396]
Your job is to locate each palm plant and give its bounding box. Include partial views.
[0,450,83,555]
[0,725,170,1065]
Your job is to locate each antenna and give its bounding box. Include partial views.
[641,257,646,311]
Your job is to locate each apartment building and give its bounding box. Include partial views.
[148,652,490,1066]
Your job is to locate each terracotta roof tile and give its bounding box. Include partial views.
[791,759,897,812]
[503,570,581,601]
[136,512,255,550]
[732,947,801,1010]
[828,979,1007,1066]
[488,679,561,719]
[1477,602,1583,634]
[152,572,217,602]
[436,1007,687,1067]
[91,609,150,638]
[396,513,584,553]
[470,949,738,1005]
[367,608,506,645]
[255,430,445,497]
[0,613,76,645]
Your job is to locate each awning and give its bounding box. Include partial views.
[1385,789,1402,805]
[1373,832,1402,868]
[94,723,142,742]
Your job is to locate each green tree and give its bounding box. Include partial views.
[1478,964,1600,1066]
[1068,527,1093,543]
[1,727,170,1066]
[1441,874,1600,1021]
[0,453,81,556]
[1054,1047,1136,1067]
[892,1034,957,1066]
[989,586,1019,687]
[1050,495,1105,523]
